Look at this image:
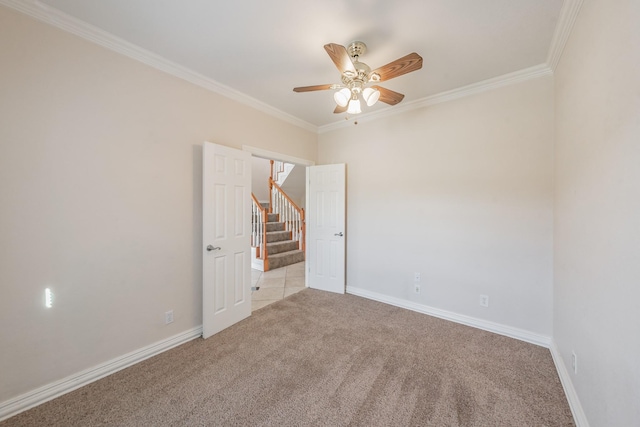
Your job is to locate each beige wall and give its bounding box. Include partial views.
[0,6,316,402]
[251,156,272,202]
[318,76,555,336]
[554,0,640,425]
[4,1,639,423]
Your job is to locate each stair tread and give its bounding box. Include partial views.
[267,240,297,247]
[268,249,303,258]
[265,229,292,243]
[267,249,305,269]
[266,240,299,255]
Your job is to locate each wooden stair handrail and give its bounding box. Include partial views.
[270,178,303,213]
[270,178,305,252]
[251,193,269,268]
[251,192,265,209]
[269,161,274,213]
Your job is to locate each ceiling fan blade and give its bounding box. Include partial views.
[324,43,356,74]
[372,85,405,105]
[370,52,423,82]
[293,84,335,92]
[334,104,347,114]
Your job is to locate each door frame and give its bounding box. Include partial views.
[242,145,315,284]
[242,145,315,169]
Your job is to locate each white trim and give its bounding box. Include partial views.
[0,326,202,422]
[242,145,315,166]
[347,285,586,426]
[549,341,591,427]
[546,0,585,71]
[346,286,551,348]
[0,0,317,133]
[318,64,553,133]
[0,0,568,134]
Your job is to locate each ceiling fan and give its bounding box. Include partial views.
[293,41,423,115]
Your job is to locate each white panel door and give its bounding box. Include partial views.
[307,164,346,294]
[202,142,251,339]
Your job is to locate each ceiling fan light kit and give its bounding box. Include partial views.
[347,97,362,115]
[293,41,423,116]
[362,87,380,106]
[334,87,351,107]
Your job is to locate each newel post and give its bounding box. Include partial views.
[268,160,274,214]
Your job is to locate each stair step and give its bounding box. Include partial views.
[266,230,291,243]
[266,222,285,232]
[268,250,304,270]
[251,214,280,226]
[267,240,299,255]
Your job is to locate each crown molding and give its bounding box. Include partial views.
[546,0,584,71]
[2,0,581,135]
[318,63,553,134]
[0,0,318,133]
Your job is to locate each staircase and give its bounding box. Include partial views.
[251,185,305,272]
[257,210,304,270]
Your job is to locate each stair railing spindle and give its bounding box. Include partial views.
[251,194,268,261]
[269,178,305,257]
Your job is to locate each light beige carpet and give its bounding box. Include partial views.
[2,289,574,426]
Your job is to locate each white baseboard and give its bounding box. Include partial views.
[346,286,551,347]
[346,287,591,425]
[549,341,590,427]
[0,326,202,422]
[1,301,589,426]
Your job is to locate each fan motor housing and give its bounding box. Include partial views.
[347,41,367,59]
[343,42,372,87]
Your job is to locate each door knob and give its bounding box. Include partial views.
[334,232,344,237]
[206,245,221,251]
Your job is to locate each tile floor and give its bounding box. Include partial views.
[251,261,306,312]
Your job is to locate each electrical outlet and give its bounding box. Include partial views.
[479,295,489,307]
[414,284,421,294]
[165,310,174,324]
[571,351,577,374]
[414,272,421,282]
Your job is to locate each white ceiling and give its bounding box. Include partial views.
[36,0,564,128]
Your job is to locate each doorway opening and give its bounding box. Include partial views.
[244,146,314,312]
